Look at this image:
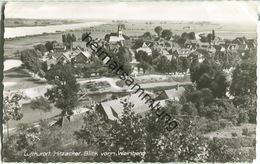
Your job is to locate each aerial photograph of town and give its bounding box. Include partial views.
[1,1,258,163]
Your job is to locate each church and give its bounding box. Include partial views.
[108,24,125,44]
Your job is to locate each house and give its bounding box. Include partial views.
[46,58,58,70]
[96,93,154,121]
[189,51,204,63]
[232,37,247,45]
[156,86,185,101]
[213,45,226,52]
[72,49,92,65]
[53,42,66,52]
[227,44,239,51]
[238,44,249,52]
[159,49,170,56]
[212,38,226,46]
[184,40,199,50]
[136,42,152,55]
[247,39,256,49]
[163,54,174,61]
[72,41,87,50]
[172,48,193,58]
[197,41,216,54]
[57,51,71,64]
[45,52,64,70]
[47,51,64,59]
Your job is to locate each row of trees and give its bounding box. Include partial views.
[62,33,76,49]
[154,26,173,40]
[135,50,190,74]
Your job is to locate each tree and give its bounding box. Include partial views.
[212,30,215,40]
[152,49,161,59]
[3,91,24,138]
[31,96,52,118]
[143,32,152,39]
[181,32,189,40]
[45,64,80,116]
[116,47,132,65]
[154,26,162,36]
[20,49,42,73]
[152,56,171,73]
[179,57,190,73]
[137,61,149,74]
[107,100,146,162]
[3,123,40,162]
[62,34,67,43]
[210,71,229,98]
[190,59,228,98]
[74,109,110,148]
[207,33,214,45]
[230,63,256,97]
[161,29,173,40]
[230,61,256,123]
[189,32,196,40]
[71,34,76,42]
[132,39,144,49]
[114,47,132,74]
[135,50,152,64]
[45,41,54,51]
[182,102,198,116]
[33,44,47,53]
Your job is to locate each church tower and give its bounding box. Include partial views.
[118,24,123,38]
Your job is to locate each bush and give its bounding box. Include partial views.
[242,128,249,136]
[116,80,125,87]
[208,137,256,162]
[198,119,232,134]
[238,111,249,125]
[231,132,237,137]
[248,108,256,123]
[219,119,233,128]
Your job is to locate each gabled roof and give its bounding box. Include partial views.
[160,49,170,55]
[109,36,125,42]
[185,40,199,45]
[136,46,152,55]
[61,52,72,61]
[72,41,87,49]
[164,87,185,100]
[238,44,248,51]
[174,48,193,56]
[81,51,91,58]
[46,58,58,66]
[48,52,63,59]
[163,54,173,61]
[142,42,149,48]
[53,42,66,49]
[100,93,154,120]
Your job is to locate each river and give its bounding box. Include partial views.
[4,59,23,71]
[4,21,105,38]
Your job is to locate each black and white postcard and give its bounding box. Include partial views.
[1,0,259,163]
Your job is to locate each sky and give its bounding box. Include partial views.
[4,1,259,23]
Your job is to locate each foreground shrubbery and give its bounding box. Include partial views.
[3,101,256,162]
[208,137,256,162]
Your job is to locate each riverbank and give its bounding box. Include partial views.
[4,22,110,58]
[5,18,84,28]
